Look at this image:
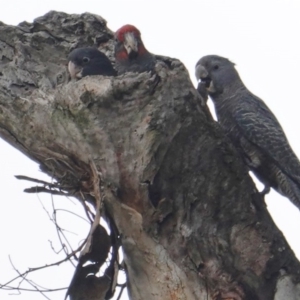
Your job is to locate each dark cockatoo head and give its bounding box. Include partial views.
[195,55,240,96]
[114,25,155,74]
[68,47,116,79]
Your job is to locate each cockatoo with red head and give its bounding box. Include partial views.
[114,24,156,74]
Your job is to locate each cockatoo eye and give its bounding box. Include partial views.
[82,57,90,63]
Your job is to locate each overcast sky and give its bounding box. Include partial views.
[1,1,300,299]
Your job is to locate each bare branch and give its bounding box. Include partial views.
[15,175,58,187]
[50,196,77,267]
[24,186,71,195]
[1,285,66,292]
[116,283,126,300]
[1,241,85,289]
[8,256,51,300]
[79,160,103,259]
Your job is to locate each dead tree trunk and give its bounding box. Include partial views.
[1,11,300,300]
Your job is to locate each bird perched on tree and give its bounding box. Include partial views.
[195,55,300,209]
[114,24,156,74]
[68,47,116,79]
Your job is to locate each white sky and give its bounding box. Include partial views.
[1,1,300,299]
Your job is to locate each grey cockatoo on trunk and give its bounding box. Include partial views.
[196,55,300,210]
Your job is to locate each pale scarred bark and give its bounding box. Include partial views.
[1,11,300,300]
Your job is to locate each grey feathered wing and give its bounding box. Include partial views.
[233,92,300,187]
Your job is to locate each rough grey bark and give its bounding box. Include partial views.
[1,11,300,300]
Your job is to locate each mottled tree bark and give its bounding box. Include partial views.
[1,11,300,300]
